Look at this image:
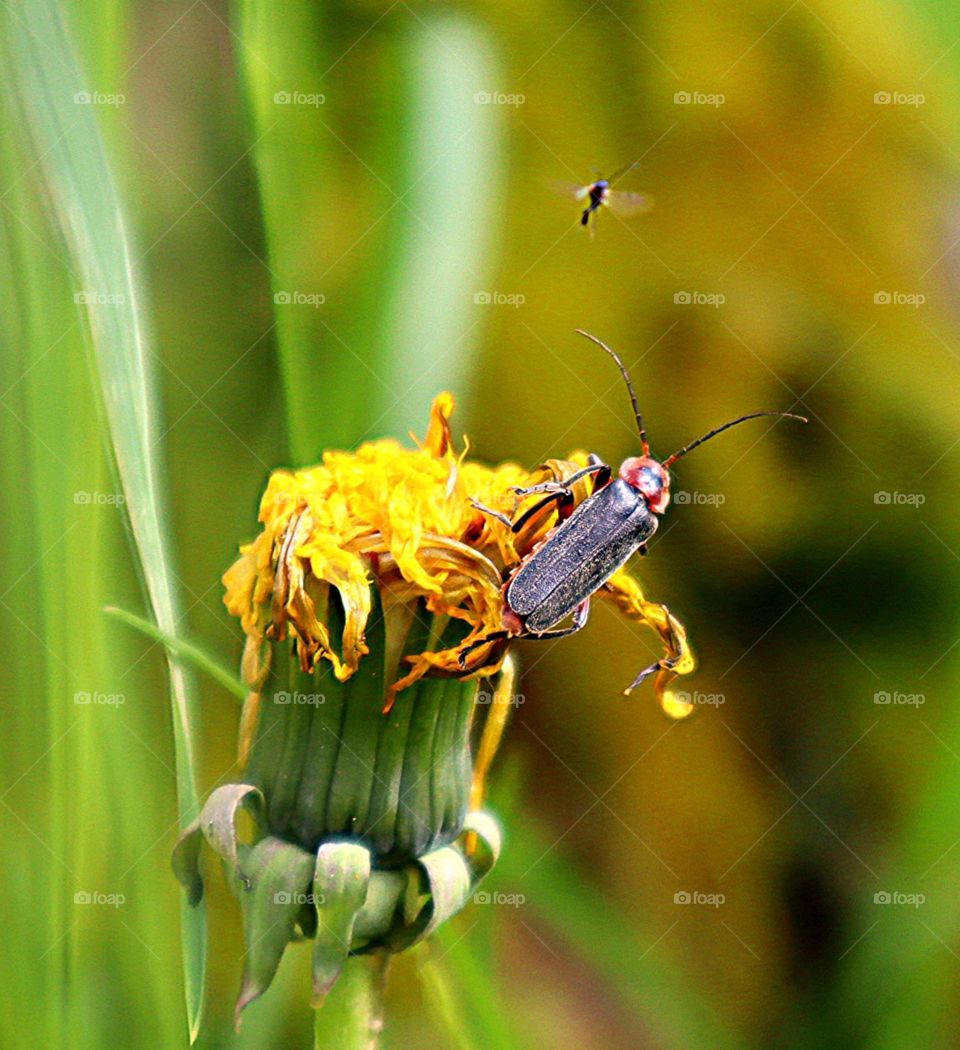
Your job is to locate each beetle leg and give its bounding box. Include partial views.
[509,480,568,498]
[628,663,657,690]
[510,488,574,533]
[457,600,590,671]
[622,603,691,696]
[510,460,609,499]
[468,499,514,530]
[598,576,695,702]
[585,454,612,490]
[457,629,510,669]
[509,459,611,532]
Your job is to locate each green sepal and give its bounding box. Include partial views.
[350,869,408,948]
[311,842,372,1006]
[200,783,265,869]
[233,835,315,1029]
[387,810,502,952]
[413,845,472,940]
[462,810,502,880]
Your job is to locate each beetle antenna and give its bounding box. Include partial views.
[663,411,807,468]
[575,329,649,454]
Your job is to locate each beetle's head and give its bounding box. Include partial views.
[620,456,670,514]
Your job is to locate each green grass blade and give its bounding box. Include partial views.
[233,4,502,459]
[105,606,246,702]
[232,0,335,463]
[8,0,205,1037]
[373,16,505,436]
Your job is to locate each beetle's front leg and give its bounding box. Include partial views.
[510,456,610,500]
[510,488,575,532]
[470,491,573,534]
[469,499,514,530]
[584,453,612,490]
[510,479,568,498]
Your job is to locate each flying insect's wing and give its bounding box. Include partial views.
[549,179,590,201]
[605,190,653,217]
[508,479,657,631]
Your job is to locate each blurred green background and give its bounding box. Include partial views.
[3,0,960,1047]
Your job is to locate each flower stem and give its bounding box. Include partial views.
[419,954,474,1050]
[313,951,390,1050]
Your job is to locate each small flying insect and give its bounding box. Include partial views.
[555,160,652,232]
[463,330,807,693]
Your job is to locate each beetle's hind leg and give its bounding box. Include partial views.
[597,576,695,704]
[627,650,681,693]
[455,599,590,671]
[621,601,692,698]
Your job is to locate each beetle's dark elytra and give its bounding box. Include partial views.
[506,477,658,633]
